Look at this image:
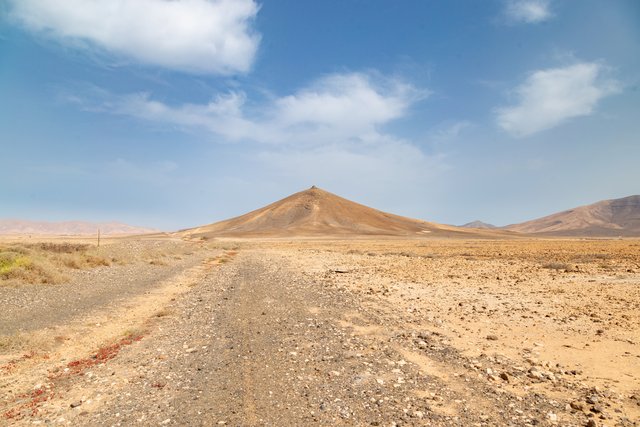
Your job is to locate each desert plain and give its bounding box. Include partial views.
[0,235,639,426]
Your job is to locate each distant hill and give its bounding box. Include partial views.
[503,195,640,236]
[0,219,158,236]
[460,220,497,229]
[179,186,496,239]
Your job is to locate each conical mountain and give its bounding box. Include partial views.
[504,195,640,236]
[181,186,479,238]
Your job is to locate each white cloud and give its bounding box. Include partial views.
[78,72,427,146]
[496,62,620,137]
[65,72,445,210]
[504,0,553,24]
[7,0,260,74]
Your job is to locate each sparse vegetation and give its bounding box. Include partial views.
[0,242,112,285]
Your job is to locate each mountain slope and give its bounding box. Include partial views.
[181,186,485,238]
[504,195,640,236]
[0,219,158,236]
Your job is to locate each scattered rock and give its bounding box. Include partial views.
[570,401,585,411]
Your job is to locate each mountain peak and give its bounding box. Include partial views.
[460,220,496,229]
[180,187,481,238]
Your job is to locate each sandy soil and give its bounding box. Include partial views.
[1,238,638,426]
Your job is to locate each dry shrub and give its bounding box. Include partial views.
[29,242,89,254]
[0,242,109,285]
[84,255,111,267]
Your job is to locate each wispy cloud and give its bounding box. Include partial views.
[430,121,473,143]
[504,0,553,24]
[256,141,447,201]
[496,62,620,137]
[65,72,444,207]
[7,0,260,74]
[70,72,428,147]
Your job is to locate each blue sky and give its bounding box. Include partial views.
[1,0,639,230]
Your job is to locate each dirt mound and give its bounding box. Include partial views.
[504,195,640,236]
[181,186,486,238]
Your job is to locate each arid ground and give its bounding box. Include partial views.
[1,237,639,426]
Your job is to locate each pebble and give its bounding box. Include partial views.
[570,401,585,411]
[586,395,599,404]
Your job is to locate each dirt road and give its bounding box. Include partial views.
[1,243,639,426]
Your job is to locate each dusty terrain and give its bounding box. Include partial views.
[1,237,639,426]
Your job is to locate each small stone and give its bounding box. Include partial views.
[590,405,602,414]
[547,412,557,422]
[486,335,499,341]
[528,368,544,380]
[586,420,597,427]
[70,401,82,408]
[570,401,585,411]
[586,396,599,404]
[499,372,510,382]
[185,348,197,353]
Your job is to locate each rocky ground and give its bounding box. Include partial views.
[1,238,638,426]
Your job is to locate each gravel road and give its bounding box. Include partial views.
[2,246,637,426]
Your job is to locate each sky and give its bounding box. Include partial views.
[1,0,639,230]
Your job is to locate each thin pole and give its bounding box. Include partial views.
[97,228,100,248]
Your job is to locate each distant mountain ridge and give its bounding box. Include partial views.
[503,195,640,236]
[0,219,158,236]
[460,220,496,229]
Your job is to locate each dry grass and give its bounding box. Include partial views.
[0,242,112,285]
[0,331,53,353]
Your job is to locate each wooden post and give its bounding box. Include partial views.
[97,228,101,248]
